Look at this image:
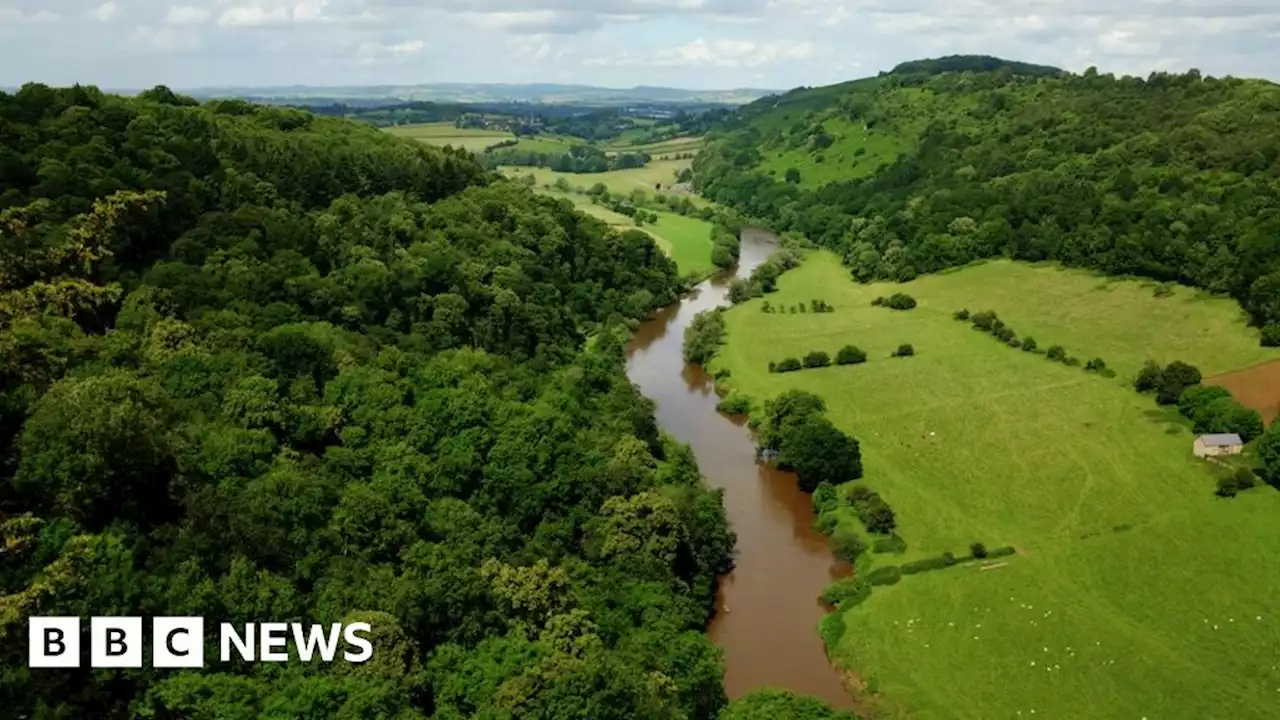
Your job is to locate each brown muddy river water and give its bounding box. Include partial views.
[626,228,855,708]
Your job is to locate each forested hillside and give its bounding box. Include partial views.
[0,85,740,718]
[694,61,1280,335]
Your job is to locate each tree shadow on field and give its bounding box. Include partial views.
[1143,407,1191,434]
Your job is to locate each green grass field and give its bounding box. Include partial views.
[605,135,705,158]
[384,122,512,151]
[644,211,716,279]
[710,253,1280,719]
[500,159,693,196]
[511,135,583,154]
[513,179,717,279]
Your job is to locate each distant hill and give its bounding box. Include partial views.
[181,82,776,108]
[693,57,1280,333]
[887,55,1066,78]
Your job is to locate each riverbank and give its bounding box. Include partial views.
[624,229,856,709]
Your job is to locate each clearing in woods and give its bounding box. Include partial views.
[500,159,694,197]
[535,189,716,279]
[709,252,1280,719]
[384,122,512,151]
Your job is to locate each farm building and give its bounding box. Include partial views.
[1193,433,1244,458]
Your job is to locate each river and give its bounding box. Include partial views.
[625,228,855,708]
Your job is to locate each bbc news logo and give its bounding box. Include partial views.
[29,617,373,668]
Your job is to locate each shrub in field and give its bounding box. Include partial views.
[804,351,832,368]
[866,566,902,586]
[1046,345,1067,362]
[1022,337,1038,352]
[775,357,802,373]
[885,293,917,310]
[820,576,871,608]
[717,393,752,415]
[836,345,868,365]
[832,531,868,563]
[953,309,971,321]
[872,534,907,554]
[891,344,915,358]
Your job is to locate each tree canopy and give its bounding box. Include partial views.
[694,66,1280,335]
[0,84,740,719]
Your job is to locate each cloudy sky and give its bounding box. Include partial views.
[1,0,1278,90]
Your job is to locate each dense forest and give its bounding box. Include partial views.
[0,83,815,718]
[694,61,1280,337]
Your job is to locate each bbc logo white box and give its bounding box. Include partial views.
[153,617,204,668]
[29,617,80,667]
[91,617,142,668]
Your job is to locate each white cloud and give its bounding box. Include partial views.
[217,2,328,27]
[468,10,599,33]
[644,38,816,67]
[2,0,1280,91]
[357,38,426,63]
[131,24,200,51]
[218,6,287,27]
[1098,27,1162,56]
[93,1,118,22]
[166,6,211,25]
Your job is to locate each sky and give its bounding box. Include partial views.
[1,0,1278,91]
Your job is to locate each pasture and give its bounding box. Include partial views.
[500,158,694,197]
[521,184,717,279]
[384,122,512,151]
[710,253,1280,719]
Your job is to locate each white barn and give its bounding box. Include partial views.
[1193,433,1244,458]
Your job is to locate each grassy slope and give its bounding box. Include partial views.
[516,182,717,279]
[736,81,992,190]
[499,159,693,196]
[645,211,715,278]
[512,135,583,154]
[710,253,1280,719]
[385,122,512,151]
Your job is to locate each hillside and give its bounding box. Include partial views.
[0,84,753,719]
[709,251,1280,719]
[694,58,1280,334]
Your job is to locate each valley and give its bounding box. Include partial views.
[707,252,1280,717]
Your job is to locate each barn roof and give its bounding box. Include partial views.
[1198,433,1243,447]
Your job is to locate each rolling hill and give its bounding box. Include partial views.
[693,56,1280,335]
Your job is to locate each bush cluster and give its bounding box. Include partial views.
[836,345,868,365]
[873,293,917,310]
[770,346,863,373]
[865,565,902,586]
[963,309,1114,369]
[1135,359,1203,405]
[820,576,871,609]
[760,298,834,314]
[966,309,1026,349]
[804,351,832,368]
[716,393,753,415]
[847,485,897,534]
[1216,468,1258,498]
[832,530,868,563]
[872,534,907,554]
[758,390,862,493]
[729,249,802,303]
[683,309,727,366]
[901,552,958,575]
[1177,385,1263,442]
[890,343,915,358]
